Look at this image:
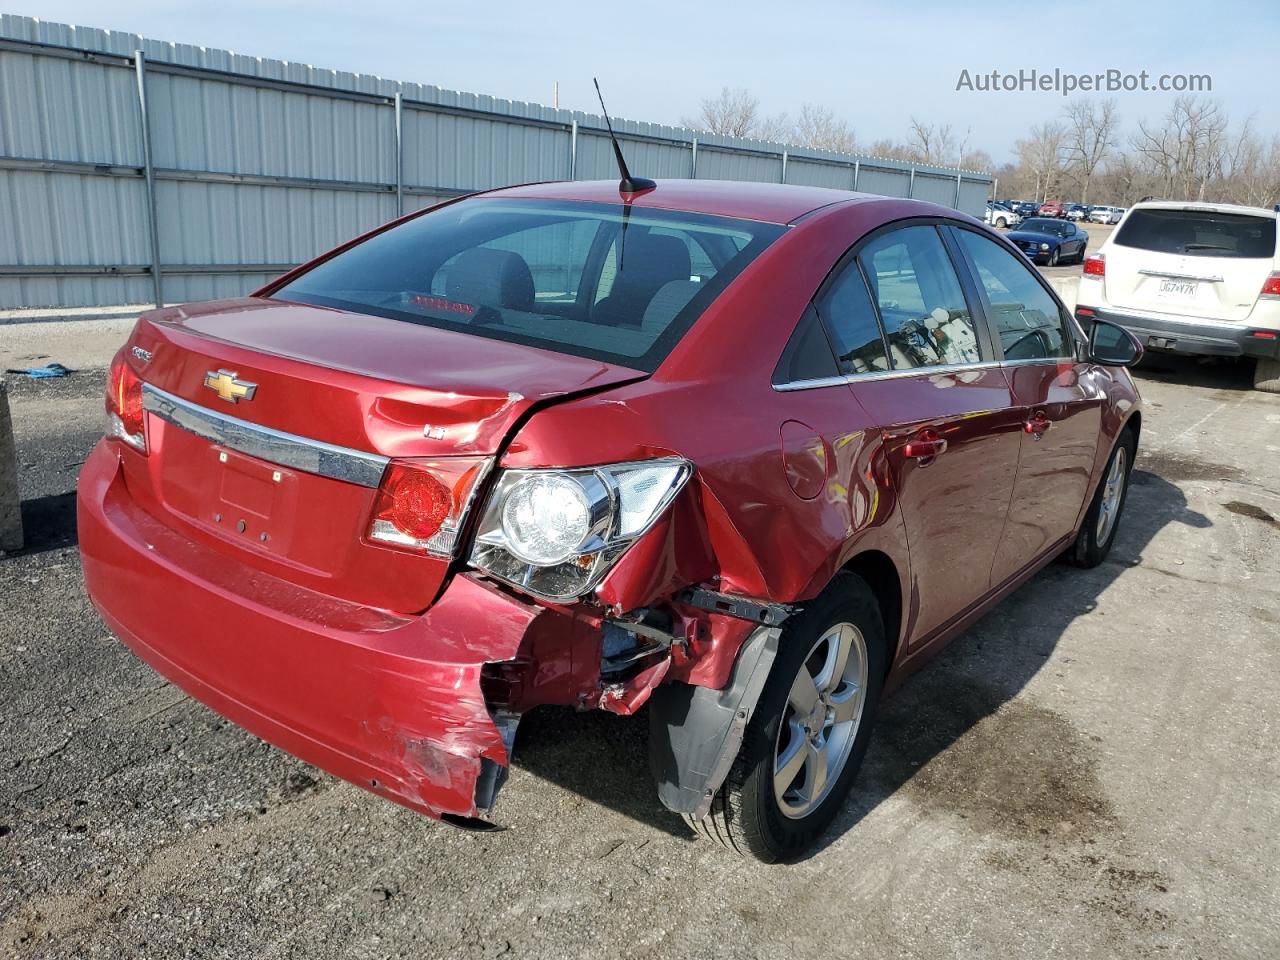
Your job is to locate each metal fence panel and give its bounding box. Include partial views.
[785,159,855,190]
[0,14,992,311]
[855,166,913,198]
[912,173,959,206]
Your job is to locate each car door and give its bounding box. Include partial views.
[949,226,1104,586]
[813,223,1024,647]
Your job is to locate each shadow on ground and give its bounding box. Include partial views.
[1133,353,1256,392]
[14,491,78,556]
[512,469,1209,852]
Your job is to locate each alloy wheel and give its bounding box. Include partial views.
[1096,446,1127,544]
[772,622,869,819]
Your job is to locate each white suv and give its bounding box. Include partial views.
[1076,200,1280,391]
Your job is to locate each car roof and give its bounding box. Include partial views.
[1129,199,1277,219]
[481,178,877,225]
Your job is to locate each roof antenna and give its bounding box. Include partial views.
[593,78,656,197]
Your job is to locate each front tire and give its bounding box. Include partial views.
[1049,249,1060,267]
[688,573,887,862]
[1068,429,1136,568]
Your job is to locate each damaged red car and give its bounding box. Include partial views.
[79,178,1144,862]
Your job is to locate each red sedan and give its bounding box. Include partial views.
[79,179,1144,862]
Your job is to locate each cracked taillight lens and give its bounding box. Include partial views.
[106,351,147,453]
[367,457,490,558]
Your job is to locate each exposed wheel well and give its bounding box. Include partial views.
[1124,410,1142,447]
[841,550,903,676]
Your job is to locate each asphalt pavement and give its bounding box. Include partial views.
[2,300,1278,959]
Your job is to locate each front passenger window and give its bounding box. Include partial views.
[859,226,983,370]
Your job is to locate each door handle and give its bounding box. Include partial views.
[1024,411,1051,440]
[904,428,948,462]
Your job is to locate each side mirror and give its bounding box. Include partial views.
[1088,318,1144,367]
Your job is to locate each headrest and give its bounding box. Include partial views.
[444,247,535,311]
[616,234,691,286]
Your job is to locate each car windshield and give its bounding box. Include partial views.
[1113,208,1277,259]
[273,198,785,372]
[1020,219,1069,237]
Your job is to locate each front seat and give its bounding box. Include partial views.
[444,247,536,312]
[594,234,691,327]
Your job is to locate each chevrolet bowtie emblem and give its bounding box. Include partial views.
[203,369,257,404]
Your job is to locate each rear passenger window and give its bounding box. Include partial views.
[814,262,889,375]
[954,229,1070,360]
[859,226,983,369]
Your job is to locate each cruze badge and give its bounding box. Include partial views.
[204,369,257,404]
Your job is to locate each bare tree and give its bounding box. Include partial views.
[1133,96,1230,200]
[907,118,957,165]
[682,87,761,138]
[1016,122,1067,201]
[865,138,916,162]
[792,103,857,154]
[1064,98,1119,205]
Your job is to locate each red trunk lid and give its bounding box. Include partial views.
[118,298,645,613]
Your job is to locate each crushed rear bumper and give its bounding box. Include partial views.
[77,441,598,822]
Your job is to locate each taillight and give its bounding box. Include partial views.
[1083,255,1106,277]
[1260,272,1280,299]
[367,457,489,557]
[106,351,147,452]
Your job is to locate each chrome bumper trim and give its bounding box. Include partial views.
[142,383,389,488]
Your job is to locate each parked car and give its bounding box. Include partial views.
[1014,201,1039,220]
[1089,206,1124,225]
[79,179,1145,863]
[1005,217,1090,265]
[1066,204,1088,221]
[1038,200,1066,218]
[1077,200,1280,391]
[985,201,1021,228]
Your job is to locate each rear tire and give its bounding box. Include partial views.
[687,573,887,862]
[1068,429,1136,568]
[995,217,1008,229]
[1253,357,1280,393]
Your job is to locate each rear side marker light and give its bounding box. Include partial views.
[1249,330,1278,340]
[367,457,489,557]
[1083,255,1105,277]
[1260,273,1280,299]
[106,350,147,453]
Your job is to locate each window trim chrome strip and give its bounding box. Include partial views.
[141,383,390,488]
[772,360,1003,392]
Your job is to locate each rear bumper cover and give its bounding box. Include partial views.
[1081,306,1280,360]
[77,441,595,821]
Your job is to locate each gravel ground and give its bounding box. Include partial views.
[1,312,1278,959]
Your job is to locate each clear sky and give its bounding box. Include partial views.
[13,0,1279,165]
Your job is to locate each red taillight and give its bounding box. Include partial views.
[1249,330,1278,340]
[1083,255,1106,277]
[367,457,488,557]
[1260,272,1280,298]
[106,350,147,452]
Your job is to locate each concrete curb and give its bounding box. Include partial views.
[0,378,23,552]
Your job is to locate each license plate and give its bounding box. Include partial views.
[1157,278,1198,298]
[1148,336,1177,350]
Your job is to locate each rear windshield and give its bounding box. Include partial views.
[272,198,785,372]
[1114,208,1277,259]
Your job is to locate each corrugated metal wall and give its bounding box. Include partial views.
[0,14,993,311]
